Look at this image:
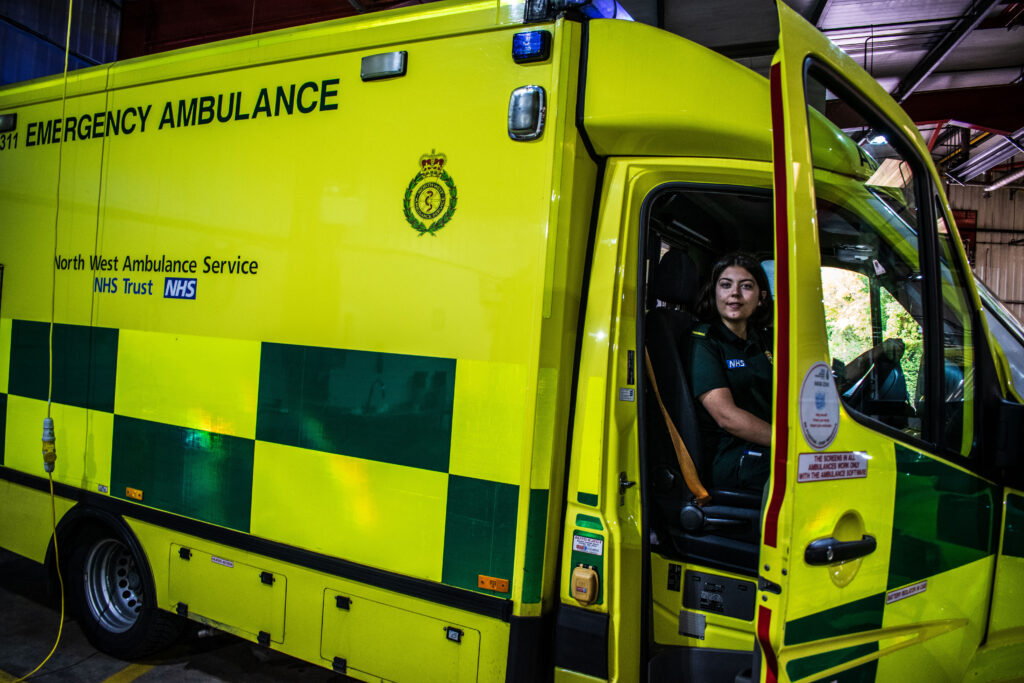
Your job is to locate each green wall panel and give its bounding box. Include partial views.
[442,475,518,597]
[786,643,878,683]
[111,415,254,532]
[888,446,996,589]
[785,593,884,646]
[8,320,118,412]
[521,488,549,603]
[256,342,455,472]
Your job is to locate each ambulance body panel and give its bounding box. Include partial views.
[1,1,1022,681]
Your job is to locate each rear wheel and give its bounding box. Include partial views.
[69,526,183,659]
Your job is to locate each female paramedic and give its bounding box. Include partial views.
[688,252,774,491]
[687,252,907,491]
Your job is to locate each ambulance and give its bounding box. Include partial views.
[0,0,1021,681]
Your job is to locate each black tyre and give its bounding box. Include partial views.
[68,526,184,659]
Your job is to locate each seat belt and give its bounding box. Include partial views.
[644,348,711,506]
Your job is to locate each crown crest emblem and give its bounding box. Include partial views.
[419,150,447,177]
[404,149,458,236]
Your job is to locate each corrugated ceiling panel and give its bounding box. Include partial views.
[819,0,971,29]
[950,184,1024,321]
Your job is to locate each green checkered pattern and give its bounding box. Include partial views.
[1,319,550,600]
[783,445,999,681]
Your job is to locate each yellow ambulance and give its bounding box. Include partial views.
[1,1,1022,681]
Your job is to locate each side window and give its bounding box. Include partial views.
[805,66,974,456]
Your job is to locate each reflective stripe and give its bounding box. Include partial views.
[765,61,789,549]
[757,605,779,682]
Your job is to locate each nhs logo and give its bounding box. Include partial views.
[164,278,197,300]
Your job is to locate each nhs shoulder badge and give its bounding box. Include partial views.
[403,149,458,236]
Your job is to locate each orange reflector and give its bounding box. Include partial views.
[126,487,143,501]
[478,575,509,593]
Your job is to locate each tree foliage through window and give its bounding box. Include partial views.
[822,267,922,401]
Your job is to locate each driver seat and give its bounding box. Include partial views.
[644,249,705,495]
[644,249,761,575]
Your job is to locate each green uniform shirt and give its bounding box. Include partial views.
[688,321,773,490]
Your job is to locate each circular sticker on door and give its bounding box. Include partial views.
[799,361,840,450]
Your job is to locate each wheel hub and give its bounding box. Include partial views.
[82,538,144,634]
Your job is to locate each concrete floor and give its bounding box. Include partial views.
[0,548,345,682]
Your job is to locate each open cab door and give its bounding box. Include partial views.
[765,3,1004,681]
[554,8,1022,683]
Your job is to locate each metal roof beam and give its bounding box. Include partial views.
[947,126,1024,182]
[889,0,1002,103]
[825,84,1023,136]
[901,83,1024,136]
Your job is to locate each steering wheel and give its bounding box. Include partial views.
[839,360,874,412]
[837,338,908,415]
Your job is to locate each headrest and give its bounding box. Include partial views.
[653,249,699,308]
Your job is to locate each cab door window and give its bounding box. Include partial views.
[806,66,975,456]
[935,202,976,455]
[822,266,924,426]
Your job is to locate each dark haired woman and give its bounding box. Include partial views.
[688,252,774,491]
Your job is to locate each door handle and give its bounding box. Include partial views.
[804,535,876,565]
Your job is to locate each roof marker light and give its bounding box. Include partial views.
[524,0,550,22]
[512,30,551,64]
[580,0,634,19]
[556,0,634,20]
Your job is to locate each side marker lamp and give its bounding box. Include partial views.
[0,113,15,133]
[508,85,546,141]
[361,51,407,81]
[512,30,551,63]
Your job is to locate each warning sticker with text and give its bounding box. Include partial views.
[886,580,927,604]
[573,534,604,556]
[797,451,868,482]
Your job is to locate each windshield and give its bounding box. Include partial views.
[977,278,1024,342]
[977,278,1024,398]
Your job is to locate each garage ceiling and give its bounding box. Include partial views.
[2,0,1021,187]
[621,0,1024,189]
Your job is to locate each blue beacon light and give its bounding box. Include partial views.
[512,30,552,64]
